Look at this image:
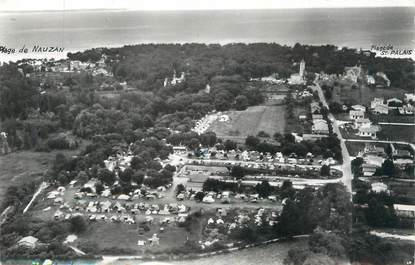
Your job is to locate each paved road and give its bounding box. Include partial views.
[313,82,353,193]
[223,177,342,188]
[0,205,12,225]
[378,122,415,126]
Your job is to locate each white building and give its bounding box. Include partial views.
[371,97,385,109]
[288,59,306,85]
[370,97,389,115]
[358,123,380,139]
[386,98,403,108]
[312,119,329,135]
[394,204,415,218]
[376,72,391,86]
[344,65,362,82]
[404,93,415,103]
[371,182,388,193]
[349,110,365,120]
[373,104,389,115]
[351,105,366,112]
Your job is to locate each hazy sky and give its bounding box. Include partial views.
[0,0,413,11]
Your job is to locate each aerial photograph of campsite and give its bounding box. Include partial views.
[0,0,414,265]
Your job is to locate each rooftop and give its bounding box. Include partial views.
[394,204,415,212]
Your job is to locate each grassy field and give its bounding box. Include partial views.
[0,148,82,205]
[208,104,286,142]
[388,181,415,204]
[112,237,309,265]
[345,141,366,156]
[285,105,311,134]
[323,79,407,106]
[378,125,415,143]
[76,221,198,254]
[0,151,56,205]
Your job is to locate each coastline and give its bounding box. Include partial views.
[1,7,413,62]
[1,42,414,64]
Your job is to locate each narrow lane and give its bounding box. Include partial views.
[313,82,353,192]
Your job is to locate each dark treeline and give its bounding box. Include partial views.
[70,43,414,89]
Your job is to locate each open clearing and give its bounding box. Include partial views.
[109,237,308,265]
[323,79,408,106]
[0,149,80,205]
[208,105,285,142]
[0,151,54,205]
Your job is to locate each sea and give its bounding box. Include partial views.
[0,7,414,62]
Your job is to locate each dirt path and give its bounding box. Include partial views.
[23,181,48,214]
[370,230,415,241]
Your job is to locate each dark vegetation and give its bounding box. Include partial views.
[352,157,414,229]
[245,133,342,162]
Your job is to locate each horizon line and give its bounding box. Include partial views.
[1,5,413,13]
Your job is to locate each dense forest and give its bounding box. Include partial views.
[2,43,413,149]
[69,43,415,89]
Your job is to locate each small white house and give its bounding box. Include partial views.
[394,204,415,218]
[349,110,365,120]
[351,105,366,112]
[17,236,39,249]
[358,124,380,139]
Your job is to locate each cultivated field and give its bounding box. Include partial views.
[378,125,415,143]
[208,105,286,142]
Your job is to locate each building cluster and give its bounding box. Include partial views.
[370,96,414,115]
[17,55,112,77]
[104,150,134,173]
[348,105,380,139]
[359,143,413,177]
[291,86,314,103]
[191,112,229,135]
[249,59,307,85]
[99,80,133,92]
[343,65,390,86]
[48,184,189,226]
[310,102,330,135]
[194,207,280,249]
[249,73,285,84]
[288,59,306,85]
[163,70,185,87]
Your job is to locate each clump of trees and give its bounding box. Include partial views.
[244,134,342,162]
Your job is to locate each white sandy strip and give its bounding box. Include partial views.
[370,231,415,242]
[23,181,48,214]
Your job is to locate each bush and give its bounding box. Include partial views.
[47,133,78,150]
[69,216,88,234]
[257,131,270,138]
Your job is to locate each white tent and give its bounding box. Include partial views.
[202,196,215,203]
[117,194,130,200]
